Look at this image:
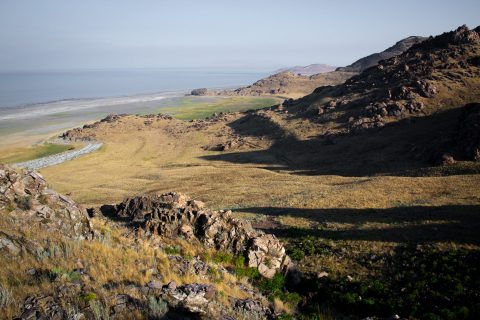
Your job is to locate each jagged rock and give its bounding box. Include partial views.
[191,88,210,96]
[0,231,22,255]
[16,296,66,320]
[234,298,273,319]
[414,80,437,98]
[162,283,215,314]
[0,165,93,240]
[441,154,456,165]
[104,192,296,279]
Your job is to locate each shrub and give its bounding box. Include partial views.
[83,292,97,303]
[148,296,168,319]
[235,266,261,280]
[164,246,180,255]
[259,273,285,295]
[49,267,81,281]
[212,251,233,264]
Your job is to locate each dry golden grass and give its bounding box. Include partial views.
[0,214,252,319]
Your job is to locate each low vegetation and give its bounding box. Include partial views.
[159,96,281,120]
[0,143,74,164]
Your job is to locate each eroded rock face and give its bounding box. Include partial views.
[0,165,93,241]
[105,192,296,279]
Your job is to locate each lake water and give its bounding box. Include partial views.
[0,68,268,108]
[0,68,269,145]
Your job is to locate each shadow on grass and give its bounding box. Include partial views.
[200,106,480,177]
[234,204,480,244]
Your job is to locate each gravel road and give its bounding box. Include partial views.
[14,142,103,170]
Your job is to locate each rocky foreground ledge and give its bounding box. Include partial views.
[0,165,299,319]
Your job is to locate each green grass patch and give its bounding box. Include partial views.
[158,96,281,120]
[0,143,74,164]
[307,246,480,319]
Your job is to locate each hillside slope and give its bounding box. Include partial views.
[217,71,356,99]
[337,35,427,72]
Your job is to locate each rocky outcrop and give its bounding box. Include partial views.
[191,88,210,96]
[0,165,93,242]
[61,113,173,142]
[218,71,355,98]
[105,192,296,279]
[289,25,480,133]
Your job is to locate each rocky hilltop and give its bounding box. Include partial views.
[337,35,427,72]
[191,71,356,99]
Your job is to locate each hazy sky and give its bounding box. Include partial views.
[0,0,479,71]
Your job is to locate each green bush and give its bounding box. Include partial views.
[82,292,97,303]
[49,267,81,281]
[235,266,261,280]
[164,246,180,255]
[286,236,332,260]
[212,251,233,264]
[259,273,285,295]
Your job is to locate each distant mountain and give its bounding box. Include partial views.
[337,36,427,72]
[273,64,337,75]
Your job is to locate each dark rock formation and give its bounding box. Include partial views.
[191,88,210,96]
[105,192,297,279]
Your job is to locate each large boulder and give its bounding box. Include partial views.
[0,165,93,241]
[105,192,296,279]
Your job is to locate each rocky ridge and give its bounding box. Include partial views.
[337,35,427,72]
[285,25,480,133]
[99,192,297,280]
[191,71,356,98]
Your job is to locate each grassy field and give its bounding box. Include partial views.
[0,143,75,164]
[0,96,280,164]
[159,96,281,120]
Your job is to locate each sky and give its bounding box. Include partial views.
[0,0,479,71]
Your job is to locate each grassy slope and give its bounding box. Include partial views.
[160,96,281,120]
[0,143,74,164]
